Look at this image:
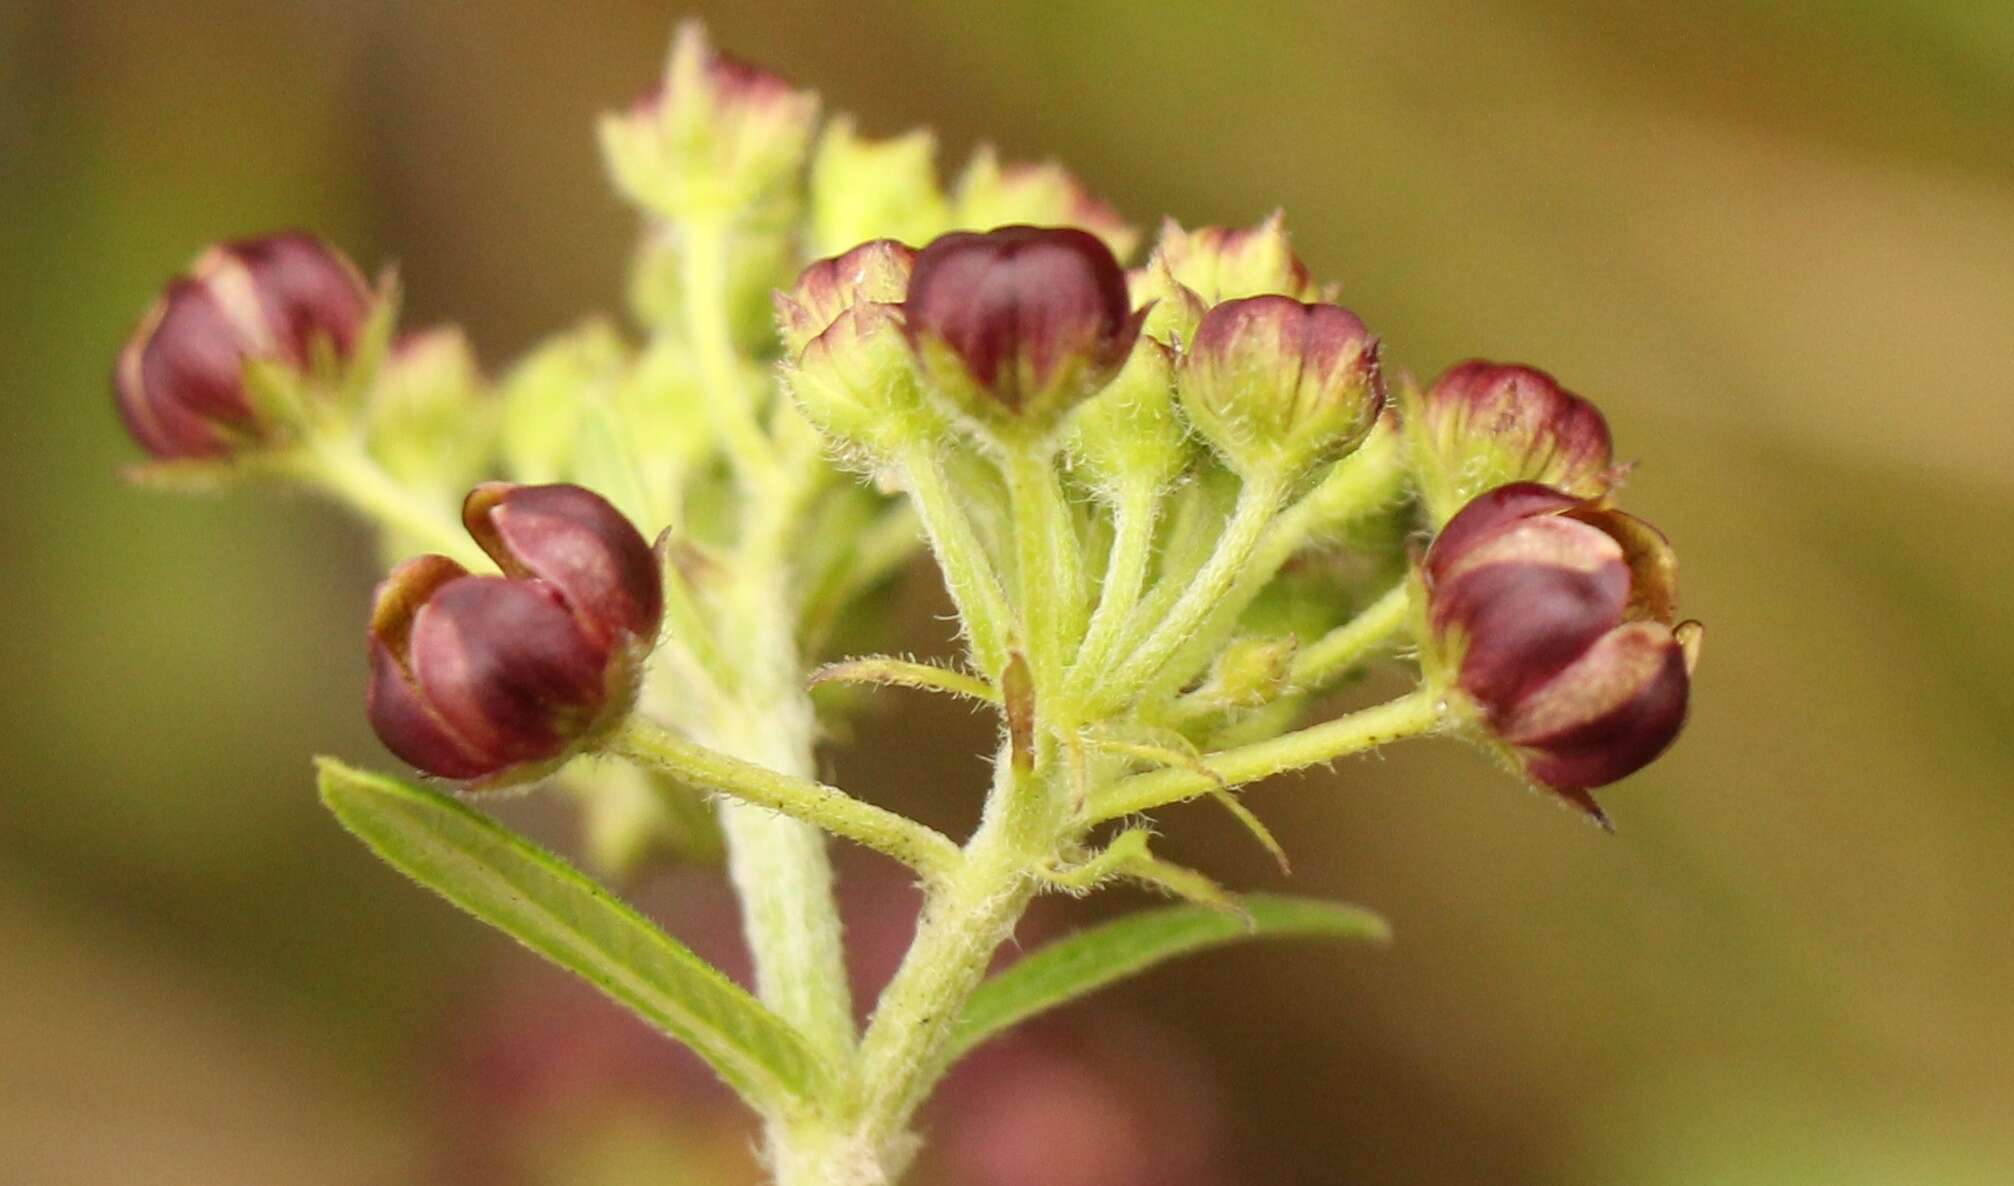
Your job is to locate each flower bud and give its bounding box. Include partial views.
[807,116,950,256]
[114,231,371,459]
[1133,214,1322,347]
[904,226,1144,438]
[774,239,916,358]
[785,303,939,455]
[1065,338,1192,492]
[1403,360,1614,523]
[496,320,629,483]
[952,146,1138,259]
[1177,295,1384,483]
[1421,482,1698,818]
[598,22,818,218]
[365,327,494,494]
[366,484,663,783]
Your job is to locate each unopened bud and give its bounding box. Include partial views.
[1421,482,1698,818]
[774,239,915,358]
[366,326,493,492]
[114,232,372,459]
[366,484,663,784]
[952,147,1138,259]
[1133,214,1321,347]
[1403,360,1614,523]
[784,303,938,455]
[904,225,1143,439]
[1177,295,1384,483]
[808,117,950,256]
[598,22,817,218]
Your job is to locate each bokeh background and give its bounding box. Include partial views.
[6,2,2014,1183]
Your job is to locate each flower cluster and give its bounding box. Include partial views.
[106,20,1704,1185]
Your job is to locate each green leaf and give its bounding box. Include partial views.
[948,894,1388,1061]
[315,758,830,1115]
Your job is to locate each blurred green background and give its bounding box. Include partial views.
[6,1,2014,1183]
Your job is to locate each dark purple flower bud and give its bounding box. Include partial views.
[774,239,916,358]
[1177,295,1384,481]
[114,232,372,459]
[1421,482,1698,820]
[1403,360,1615,522]
[366,484,663,784]
[904,225,1143,435]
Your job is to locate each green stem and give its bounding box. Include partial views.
[998,444,1083,693]
[1288,581,1414,690]
[1139,434,1409,706]
[1086,688,1444,823]
[1065,477,1158,697]
[682,216,781,492]
[901,444,1013,677]
[1092,475,1286,714]
[610,720,961,879]
[710,481,860,1076]
[847,755,1059,1173]
[295,440,489,570]
[809,657,999,705]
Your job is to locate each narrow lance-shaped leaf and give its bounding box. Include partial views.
[948,894,1389,1061]
[316,758,831,1115]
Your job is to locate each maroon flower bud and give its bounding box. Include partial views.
[904,225,1143,435]
[114,232,372,459]
[1177,294,1384,481]
[1403,360,1615,523]
[366,484,663,783]
[773,239,916,358]
[1421,482,1699,820]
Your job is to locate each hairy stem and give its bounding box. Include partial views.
[998,444,1084,693]
[847,754,1059,1173]
[1087,688,1445,822]
[682,216,781,492]
[1289,581,1414,690]
[901,444,1013,677]
[610,719,961,878]
[1066,476,1158,696]
[1091,475,1286,714]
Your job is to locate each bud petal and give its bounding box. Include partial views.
[774,240,916,358]
[462,483,663,651]
[1153,213,1318,304]
[207,232,372,364]
[365,555,494,781]
[1421,482,1695,802]
[407,577,611,767]
[904,225,1142,436]
[1177,295,1384,482]
[952,147,1138,259]
[1494,620,1690,792]
[1403,360,1614,523]
[114,232,371,459]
